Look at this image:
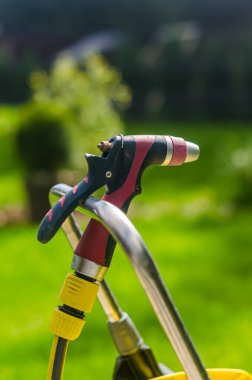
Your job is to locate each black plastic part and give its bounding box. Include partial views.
[58,305,84,319]
[74,271,97,283]
[113,345,171,380]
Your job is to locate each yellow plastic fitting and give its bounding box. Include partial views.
[50,308,85,341]
[151,369,252,380]
[58,273,99,313]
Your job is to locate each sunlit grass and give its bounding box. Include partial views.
[0,172,25,207]
[0,121,252,379]
[0,209,251,379]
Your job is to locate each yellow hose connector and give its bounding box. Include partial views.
[50,308,85,340]
[50,273,99,340]
[59,273,99,312]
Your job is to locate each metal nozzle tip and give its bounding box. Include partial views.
[185,142,200,163]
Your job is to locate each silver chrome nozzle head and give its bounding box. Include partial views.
[185,142,200,163]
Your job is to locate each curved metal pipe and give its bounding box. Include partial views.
[50,184,210,380]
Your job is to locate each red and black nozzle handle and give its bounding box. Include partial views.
[37,135,200,266]
[73,135,199,267]
[37,135,123,243]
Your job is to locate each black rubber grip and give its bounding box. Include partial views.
[37,177,93,243]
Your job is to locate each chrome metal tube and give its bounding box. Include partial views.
[50,184,210,380]
[98,279,123,322]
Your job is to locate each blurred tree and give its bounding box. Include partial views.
[29,54,131,167]
[16,103,69,221]
[14,54,131,221]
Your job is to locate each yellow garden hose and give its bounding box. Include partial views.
[46,273,99,380]
[152,369,252,380]
[47,336,69,380]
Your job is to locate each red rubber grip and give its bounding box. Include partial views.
[169,137,187,166]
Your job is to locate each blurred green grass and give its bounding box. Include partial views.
[0,121,252,379]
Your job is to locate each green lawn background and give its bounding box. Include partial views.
[0,121,251,379]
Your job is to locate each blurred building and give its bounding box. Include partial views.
[1,0,252,120]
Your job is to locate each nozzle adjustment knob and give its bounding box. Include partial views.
[162,136,200,166]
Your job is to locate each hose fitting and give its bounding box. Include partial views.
[50,308,85,341]
[50,273,99,341]
[58,273,99,312]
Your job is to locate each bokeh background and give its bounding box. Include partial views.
[0,1,252,379]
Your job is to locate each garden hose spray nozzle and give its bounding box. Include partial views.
[38,134,200,380]
[38,134,200,270]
